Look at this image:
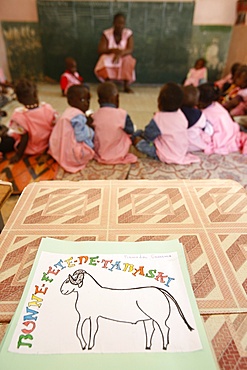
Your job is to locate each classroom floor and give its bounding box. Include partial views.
[0,83,162,225]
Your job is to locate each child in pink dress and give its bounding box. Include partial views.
[92,81,137,164]
[60,57,84,96]
[181,85,213,152]
[184,58,208,87]
[222,65,247,117]
[198,83,247,154]
[7,79,57,163]
[215,62,241,93]
[135,82,200,164]
[49,85,94,173]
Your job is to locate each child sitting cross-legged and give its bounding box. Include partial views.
[183,58,208,87]
[92,81,137,164]
[222,64,247,118]
[60,57,84,96]
[5,78,57,163]
[135,82,200,164]
[49,85,95,173]
[198,82,247,154]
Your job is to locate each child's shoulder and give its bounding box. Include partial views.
[237,87,247,97]
[12,106,27,115]
[155,109,185,116]
[154,109,187,123]
[40,101,54,109]
[62,106,85,117]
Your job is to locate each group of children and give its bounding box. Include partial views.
[0,79,138,172]
[1,59,247,173]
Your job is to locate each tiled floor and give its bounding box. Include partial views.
[0,83,162,225]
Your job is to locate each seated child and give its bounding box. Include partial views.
[215,62,241,93]
[181,85,213,152]
[222,64,247,117]
[135,82,200,164]
[6,78,57,163]
[198,83,246,154]
[184,58,208,87]
[92,81,137,164]
[60,57,84,96]
[49,85,95,173]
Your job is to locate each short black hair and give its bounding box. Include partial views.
[182,85,199,107]
[67,84,89,103]
[113,12,126,22]
[97,81,118,103]
[158,82,184,112]
[195,58,206,67]
[231,62,241,76]
[235,64,247,78]
[198,83,220,106]
[15,78,37,101]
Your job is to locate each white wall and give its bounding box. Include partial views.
[194,0,237,25]
[0,0,38,22]
[0,0,238,24]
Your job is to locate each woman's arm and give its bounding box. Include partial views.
[97,34,119,55]
[97,33,134,57]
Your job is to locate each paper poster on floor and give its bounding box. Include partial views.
[8,238,202,354]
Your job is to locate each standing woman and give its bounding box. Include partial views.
[94,12,136,93]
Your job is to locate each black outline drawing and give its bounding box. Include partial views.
[60,269,194,351]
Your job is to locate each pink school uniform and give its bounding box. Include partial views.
[49,107,94,173]
[93,106,137,164]
[215,73,232,90]
[9,103,57,155]
[184,67,208,87]
[187,113,212,152]
[94,28,136,83]
[153,110,200,164]
[229,87,247,116]
[60,71,83,95]
[202,101,242,154]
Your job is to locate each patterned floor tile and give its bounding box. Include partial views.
[0,180,246,318]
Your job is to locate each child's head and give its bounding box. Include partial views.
[97,81,119,107]
[67,85,90,113]
[158,82,184,112]
[15,78,38,106]
[194,58,206,70]
[234,65,247,89]
[182,85,200,107]
[231,62,241,79]
[65,57,77,74]
[198,83,220,109]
